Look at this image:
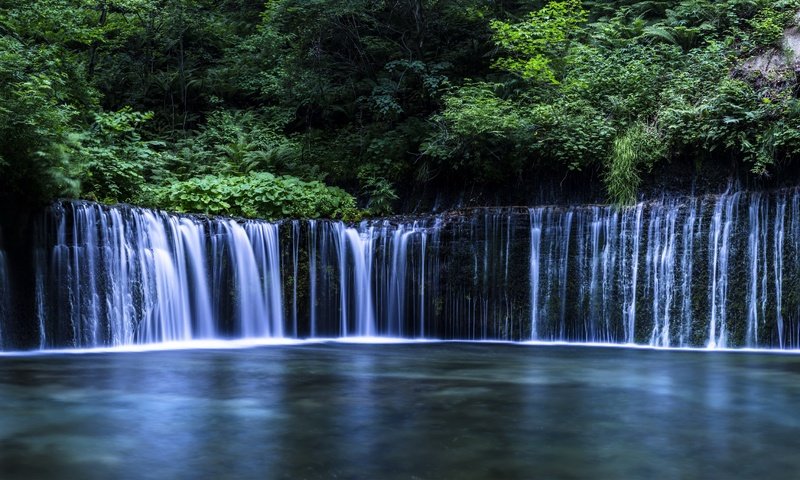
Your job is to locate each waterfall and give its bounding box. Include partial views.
[678,200,698,346]
[291,220,300,337]
[244,222,285,338]
[34,202,285,348]
[707,193,741,348]
[529,210,542,339]
[622,204,643,344]
[519,189,799,348]
[179,217,215,339]
[647,203,677,347]
[0,227,8,347]
[7,188,800,350]
[774,194,786,348]
[746,194,767,347]
[337,223,376,336]
[384,223,412,336]
[308,220,318,337]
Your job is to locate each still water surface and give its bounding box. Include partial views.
[1,342,799,479]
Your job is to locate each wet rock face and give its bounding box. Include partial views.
[784,22,800,63]
[739,11,800,83]
[740,50,787,79]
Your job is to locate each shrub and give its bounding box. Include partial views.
[149,172,360,220]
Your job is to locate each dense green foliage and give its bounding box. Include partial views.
[151,172,359,220]
[2,0,800,213]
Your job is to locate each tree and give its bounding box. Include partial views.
[490,0,587,83]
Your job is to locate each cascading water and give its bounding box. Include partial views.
[678,200,699,346]
[647,203,677,347]
[774,193,786,348]
[335,223,377,336]
[290,220,300,337]
[622,204,644,344]
[0,227,8,347]
[706,192,740,348]
[521,189,800,348]
[5,188,800,350]
[34,202,285,348]
[746,193,768,347]
[529,210,542,339]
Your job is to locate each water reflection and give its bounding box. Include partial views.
[0,344,799,479]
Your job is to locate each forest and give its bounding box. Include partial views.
[2,0,800,219]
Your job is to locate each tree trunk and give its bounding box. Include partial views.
[87,1,109,79]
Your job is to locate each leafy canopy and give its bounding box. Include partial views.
[491,0,588,83]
